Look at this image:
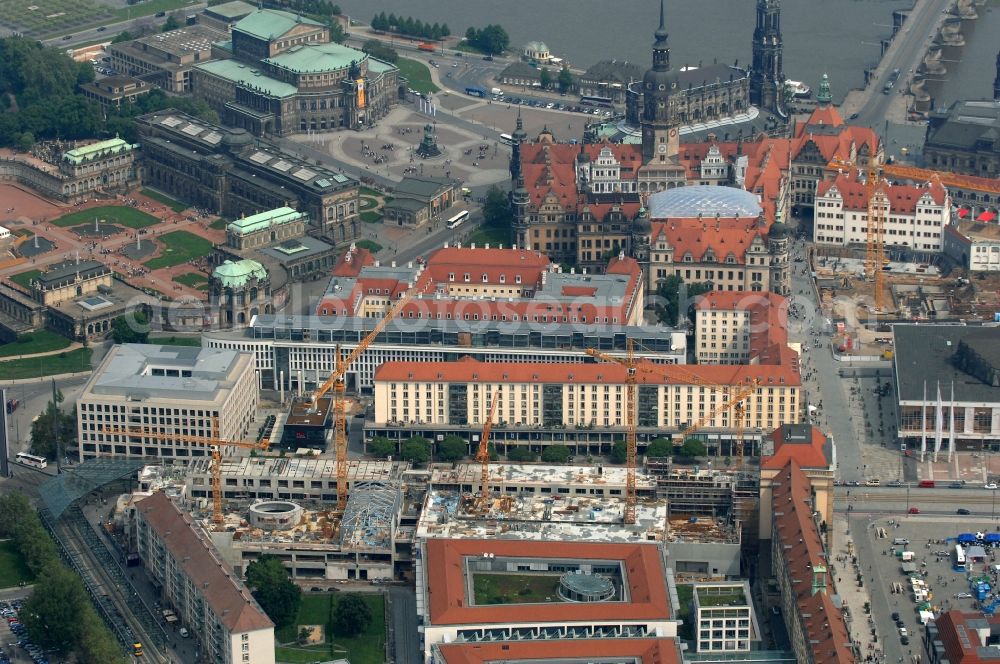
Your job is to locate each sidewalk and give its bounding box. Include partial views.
[832,514,885,663]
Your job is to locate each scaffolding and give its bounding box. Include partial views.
[339,481,402,552]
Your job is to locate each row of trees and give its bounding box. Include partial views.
[612,437,707,463]
[464,24,509,55]
[244,555,301,629]
[0,493,128,663]
[370,13,451,41]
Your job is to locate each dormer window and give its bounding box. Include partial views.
[515,275,522,284]
[499,274,506,284]
[464,273,471,282]
[482,273,489,283]
[448,272,455,282]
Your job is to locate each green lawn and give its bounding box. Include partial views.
[51,206,159,230]
[144,231,214,269]
[209,218,228,230]
[468,225,509,247]
[472,573,561,605]
[0,540,35,589]
[359,187,382,198]
[0,330,71,358]
[148,336,202,347]
[397,58,439,94]
[675,584,694,641]
[355,239,382,253]
[7,269,41,290]
[360,210,381,224]
[0,0,115,38]
[0,348,92,379]
[172,271,208,288]
[141,188,188,213]
[274,593,385,664]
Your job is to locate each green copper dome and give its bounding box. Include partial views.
[212,259,268,288]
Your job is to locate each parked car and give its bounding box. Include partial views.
[957,508,972,515]
[986,483,998,490]
[908,507,920,514]
[955,592,972,599]
[901,635,910,645]
[891,612,900,621]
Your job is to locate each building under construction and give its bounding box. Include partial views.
[418,463,742,579]
[159,456,422,582]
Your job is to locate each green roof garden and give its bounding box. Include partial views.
[63,138,136,165]
[227,207,304,235]
[265,42,369,75]
[194,59,298,98]
[234,8,323,41]
[694,584,748,608]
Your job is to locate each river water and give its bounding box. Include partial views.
[926,2,1000,109]
[340,0,915,103]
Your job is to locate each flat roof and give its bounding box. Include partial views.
[203,0,255,20]
[131,24,226,55]
[233,8,324,40]
[893,325,1000,404]
[425,538,669,626]
[261,235,336,263]
[85,344,248,402]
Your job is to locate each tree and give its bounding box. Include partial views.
[487,442,498,461]
[482,185,512,237]
[611,440,628,464]
[110,309,149,344]
[332,594,372,637]
[558,65,574,94]
[540,444,572,464]
[371,12,388,31]
[401,436,431,464]
[17,132,33,152]
[161,14,181,32]
[440,23,451,37]
[539,67,552,90]
[437,435,467,462]
[654,276,712,326]
[298,627,311,645]
[21,564,89,653]
[29,397,75,461]
[645,437,673,458]
[362,39,398,64]
[681,438,707,458]
[507,447,536,462]
[244,556,301,629]
[328,20,346,44]
[111,30,133,43]
[368,436,395,458]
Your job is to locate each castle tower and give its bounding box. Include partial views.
[512,173,530,249]
[816,73,832,107]
[749,0,784,113]
[640,0,680,164]
[994,51,1000,101]
[509,108,528,181]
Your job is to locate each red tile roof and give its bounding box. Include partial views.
[804,105,845,128]
[649,217,767,265]
[762,424,831,470]
[375,356,800,388]
[771,461,854,664]
[424,539,669,626]
[332,246,375,276]
[816,170,948,213]
[136,492,274,633]
[436,638,681,664]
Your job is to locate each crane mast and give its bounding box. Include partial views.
[475,390,502,513]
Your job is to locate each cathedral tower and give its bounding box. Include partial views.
[749,0,784,113]
[640,0,679,164]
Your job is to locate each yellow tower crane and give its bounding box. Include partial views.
[102,419,268,527]
[310,286,420,514]
[474,390,502,513]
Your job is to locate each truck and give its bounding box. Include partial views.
[418,42,436,52]
[465,86,487,98]
[490,87,503,97]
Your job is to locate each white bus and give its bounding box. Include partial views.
[447,210,470,229]
[499,133,514,146]
[954,544,967,572]
[14,452,47,469]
